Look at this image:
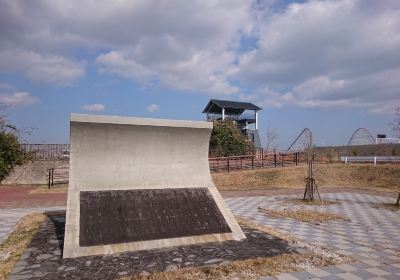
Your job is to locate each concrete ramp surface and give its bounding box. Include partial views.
[63,114,245,258]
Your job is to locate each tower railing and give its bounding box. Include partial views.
[206,113,256,122]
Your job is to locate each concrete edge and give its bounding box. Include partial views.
[70,113,213,129]
[63,231,235,258]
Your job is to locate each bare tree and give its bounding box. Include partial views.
[0,104,17,133]
[0,104,35,139]
[392,106,400,137]
[266,126,279,151]
[392,107,400,206]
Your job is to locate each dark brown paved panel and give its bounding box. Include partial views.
[79,188,232,246]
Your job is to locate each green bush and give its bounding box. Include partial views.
[0,106,30,182]
[0,132,27,181]
[209,120,252,157]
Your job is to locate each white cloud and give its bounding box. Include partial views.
[146,104,159,113]
[0,0,400,112]
[0,50,85,85]
[0,0,253,93]
[0,82,14,90]
[0,91,39,107]
[82,103,105,112]
[96,51,154,83]
[97,50,239,95]
[235,0,400,112]
[253,67,400,113]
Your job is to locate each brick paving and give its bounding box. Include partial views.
[0,187,67,208]
[221,187,398,198]
[225,192,400,279]
[1,189,399,279]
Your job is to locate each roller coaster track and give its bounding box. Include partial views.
[288,128,312,151]
[347,128,375,146]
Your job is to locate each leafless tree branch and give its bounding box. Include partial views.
[266,126,279,150]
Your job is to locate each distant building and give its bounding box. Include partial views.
[202,99,262,148]
[376,134,400,144]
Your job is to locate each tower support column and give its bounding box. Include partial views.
[255,110,258,129]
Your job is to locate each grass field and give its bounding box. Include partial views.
[212,163,400,192]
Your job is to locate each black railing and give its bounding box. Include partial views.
[47,167,69,188]
[206,113,256,122]
[209,150,303,173]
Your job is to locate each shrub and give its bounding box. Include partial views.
[0,107,29,182]
[0,131,28,181]
[209,120,252,157]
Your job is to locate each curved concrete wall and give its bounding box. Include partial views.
[64,114,245,258]
[69,116,213,190]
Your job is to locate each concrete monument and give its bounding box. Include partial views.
[63,114,245,258]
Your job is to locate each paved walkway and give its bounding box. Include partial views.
[226,192,400,279]
[1,191,399,279]
[0,207,65,244]
[0,187,66,208]
[1,185,396,208]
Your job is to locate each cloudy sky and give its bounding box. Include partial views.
[1,0,399,147]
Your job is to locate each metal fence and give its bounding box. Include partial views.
[21,144,70,159]
[209,150,304,173]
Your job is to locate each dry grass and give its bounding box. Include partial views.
[235,216,297,242]
[122,253,335,280]
[29,185,68,194]
[212,166,305,191]
[212,163,400,192]
[373,203,400,212]
[120,217,350,280]
[283,198,339,206]
[259,208,349,224]
[0,213,46,280]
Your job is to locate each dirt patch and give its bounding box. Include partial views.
[212,163,400,193]
[258,208,349,224]
[29,185,68,194]
[282,198,340,206]
[212,166,305,191]
[235,216,297,242]
[372,203,400,212]
[0,213,46,280]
